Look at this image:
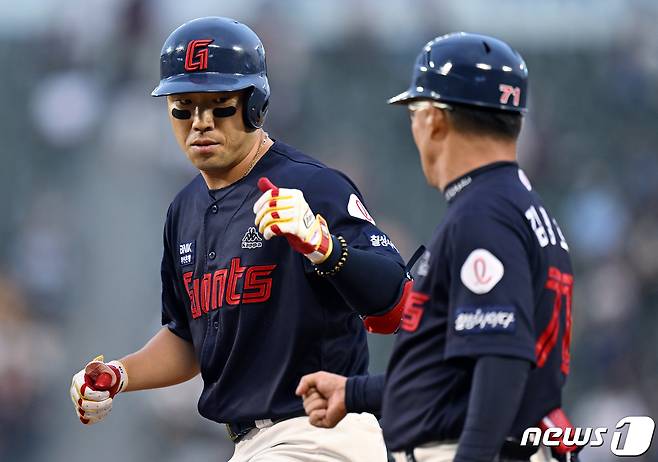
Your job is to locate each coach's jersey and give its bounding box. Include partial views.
[381,162,573,451]
[161,140,402,424]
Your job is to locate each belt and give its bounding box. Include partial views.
[225,411,306,443]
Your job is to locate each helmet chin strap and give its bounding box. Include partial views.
[171,106,238,120]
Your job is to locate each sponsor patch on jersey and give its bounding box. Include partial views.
[242,227,263,249]
[347,194,375,225]
[518,169,532,191]
[179,240,195,266]
[460,248,504,294]
[369,234,398,252]
[454,306,516,335]
[444,176,472,201]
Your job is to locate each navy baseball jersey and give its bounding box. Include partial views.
[381,162,573,451]
[161,140,403,424]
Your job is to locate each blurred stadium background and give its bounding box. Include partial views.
[1,0,657,461]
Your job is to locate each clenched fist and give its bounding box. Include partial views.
[69,355,128,425]
[296,371,348,428]
[253,177,333,264]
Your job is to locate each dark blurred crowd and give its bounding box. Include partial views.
[1,1,657,461]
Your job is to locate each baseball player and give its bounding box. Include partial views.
[68,17,412,462]
[297,33,579,462]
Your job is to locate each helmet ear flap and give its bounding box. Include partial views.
[243,85,269,129]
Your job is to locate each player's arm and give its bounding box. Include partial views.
[313,237,410,333]
[119,326,199,391]
[454,355,531,462]
[344,373,385,415]
[69,328,199,425]
[121,207,200,391]
[253,172,409,334]
[70,209,198,424]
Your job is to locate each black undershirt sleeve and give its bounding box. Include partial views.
[453,355,531,462]
[345,373,385,415]
[316,236,406,316]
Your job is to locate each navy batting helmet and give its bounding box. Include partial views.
[389,32,528,113]
[152,17,270,128]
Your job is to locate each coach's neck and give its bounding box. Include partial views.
[436,133,517,191]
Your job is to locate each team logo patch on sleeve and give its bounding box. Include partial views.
[460,248,504,294]
[179,240,196,266]
[454,306,516,334]
[347,194,375,225]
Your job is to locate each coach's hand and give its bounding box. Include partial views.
[69,355,128,425]
[296,371,347,428]
[254,177,333,264]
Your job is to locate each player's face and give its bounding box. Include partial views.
[167,91,257,173]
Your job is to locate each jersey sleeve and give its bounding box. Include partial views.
[302,167,403,263]
[443,211,536,363]
[161,207,193,342]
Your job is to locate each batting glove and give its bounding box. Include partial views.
[69,355,128,425]
[254,177,333,264]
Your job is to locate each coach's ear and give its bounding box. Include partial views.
[428,107,450,142]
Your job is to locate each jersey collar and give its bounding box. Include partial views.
[443,161,517,203]
[206,140,279,201]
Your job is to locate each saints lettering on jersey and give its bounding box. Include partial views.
[182,258,276,319]
[161,140,402,424]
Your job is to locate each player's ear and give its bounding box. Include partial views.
[428,108,450,141]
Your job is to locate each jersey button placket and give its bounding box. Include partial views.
[208,251,216,259]
[211,204,219,214]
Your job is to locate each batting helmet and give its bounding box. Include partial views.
[388,32,528,113]
[152,17,270,129]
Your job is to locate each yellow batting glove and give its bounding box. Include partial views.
[254,177,333,264]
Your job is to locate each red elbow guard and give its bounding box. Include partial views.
[362,279,413,334]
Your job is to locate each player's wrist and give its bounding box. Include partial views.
[335,376,348,415]
[106,360,129,396]
[344,375,357,413]
[304,214,333,264]
[314,235,348,277]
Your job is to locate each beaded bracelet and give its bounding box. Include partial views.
[315,235,348,277]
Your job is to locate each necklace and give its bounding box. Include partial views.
[240,131,269,181]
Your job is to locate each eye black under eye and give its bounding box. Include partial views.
[172,107,191,119]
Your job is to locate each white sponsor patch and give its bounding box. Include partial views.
[518,169,532,191]
[460,248,504,294]
[369,234,399,252]
[454,307,516,334]
[178,240,196,266]
[347,194,375,225]
[444,176,472,201]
